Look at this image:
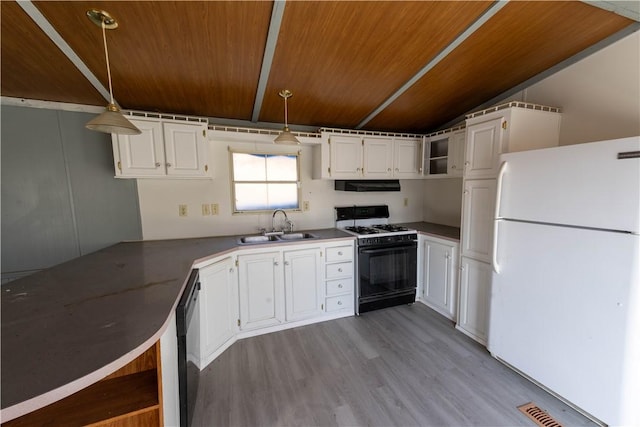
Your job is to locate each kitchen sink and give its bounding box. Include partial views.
[277,233,317,240]
[238,235,280,244]
[237,233,318,244]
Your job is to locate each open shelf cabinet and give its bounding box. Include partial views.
[4,342,163,427]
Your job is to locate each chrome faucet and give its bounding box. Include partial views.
[271,209,293,233]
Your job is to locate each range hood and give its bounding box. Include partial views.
[334,180,401,192]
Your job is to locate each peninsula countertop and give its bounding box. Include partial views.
[1,222,459,421]
[0,228,352,421]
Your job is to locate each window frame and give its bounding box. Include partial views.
[229,148,302,214]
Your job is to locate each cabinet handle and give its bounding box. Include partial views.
[229,268,234,273]
[166,163,172,167]
[338,268,343,272]
[338,251,343,256]
[274,261,279,266]
[356,167,361,172]
[395,168,399,172]
[337,301,343,306]
[284,261,290,266]
[464,161,470,166]
[387,168,391,172]
[452,165,456,169]
[338,284,343,288]
[155,162,161,167]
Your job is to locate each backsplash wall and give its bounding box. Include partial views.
[137,139,425,240]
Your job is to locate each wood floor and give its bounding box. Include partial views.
[192,303,597,426]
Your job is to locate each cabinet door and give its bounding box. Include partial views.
[200,257,237,360]
[457,257,491,344]
[114,119,165,176]
[329,135,362,178]
[363,138,393,178]
[394,138,422,178]
[465,117,504,178]
[461,179,496,262]
[163,122,209,177]
[284,248,323,321]
[447,130,466,177]
[422,239,457,320]
[238,251,284,330]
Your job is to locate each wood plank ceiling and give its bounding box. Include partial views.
[1,1,635,134]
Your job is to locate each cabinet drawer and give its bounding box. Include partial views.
[326,246,353,262]
[325,262,353,279]
[326,278,353,296]
[326,294,354,312]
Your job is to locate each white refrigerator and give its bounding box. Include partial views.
[488,136,640,426]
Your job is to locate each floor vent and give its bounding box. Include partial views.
[518,402,563,427]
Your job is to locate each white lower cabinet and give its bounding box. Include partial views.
[284,248,323,321]
[196,240,355,371]
[457,256,491,344]
[199,257,237,363]
[237,251,284,331]
[419,236,458,320]
[323,243,355,313]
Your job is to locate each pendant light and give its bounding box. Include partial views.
[85,9,140,135]
[274,89,300,145]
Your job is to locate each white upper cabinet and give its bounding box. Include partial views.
[447,130,466,177]
[363,137,393,178]
[464,117,504,179]
[464,104,561,179]
[328,135,363,178]
[112,116,210,179]
[162,122,209,177]
[423,126,465,178]
[393,138,423,178]
[315,131,423,179]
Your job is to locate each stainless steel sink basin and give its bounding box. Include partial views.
[277,233,318,240]
[238,235,280,244]
[237,233,318,244]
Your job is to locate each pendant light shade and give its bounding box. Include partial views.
[86,103,141,135]
[274,89,300,145]
[85,10,140,135]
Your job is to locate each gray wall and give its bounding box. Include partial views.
[1,105,142,282]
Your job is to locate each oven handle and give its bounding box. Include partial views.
[359,242,417,254]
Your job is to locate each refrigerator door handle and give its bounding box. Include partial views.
[493,161,508,274]
[495,161,508,220]
[492,219,501,274]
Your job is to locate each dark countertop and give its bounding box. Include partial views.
[402,222,461,241]
[0,228,353,420]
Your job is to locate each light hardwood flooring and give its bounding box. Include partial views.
[192,303,597,426]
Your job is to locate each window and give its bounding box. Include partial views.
[230,151,300,213]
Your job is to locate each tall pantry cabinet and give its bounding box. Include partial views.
[457,102,561,344]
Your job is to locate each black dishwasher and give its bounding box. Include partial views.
[176,269,200,427]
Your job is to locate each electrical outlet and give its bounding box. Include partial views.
[403,197,409,207]
[303,201,310,211]
[211,203,219,215]
[179,204,188,217]
[202,204,211,216]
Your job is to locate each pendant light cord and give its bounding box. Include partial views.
[101,20,115,105]
[283,95,289,128]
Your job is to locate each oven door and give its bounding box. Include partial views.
[358,240,417,303]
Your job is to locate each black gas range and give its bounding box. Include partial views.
[335,205,417,314]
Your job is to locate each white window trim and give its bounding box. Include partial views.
[229,148,302,214]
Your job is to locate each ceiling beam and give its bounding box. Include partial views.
[251,0,287,123]
[16,1,113,106]
[356,0,509,129]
